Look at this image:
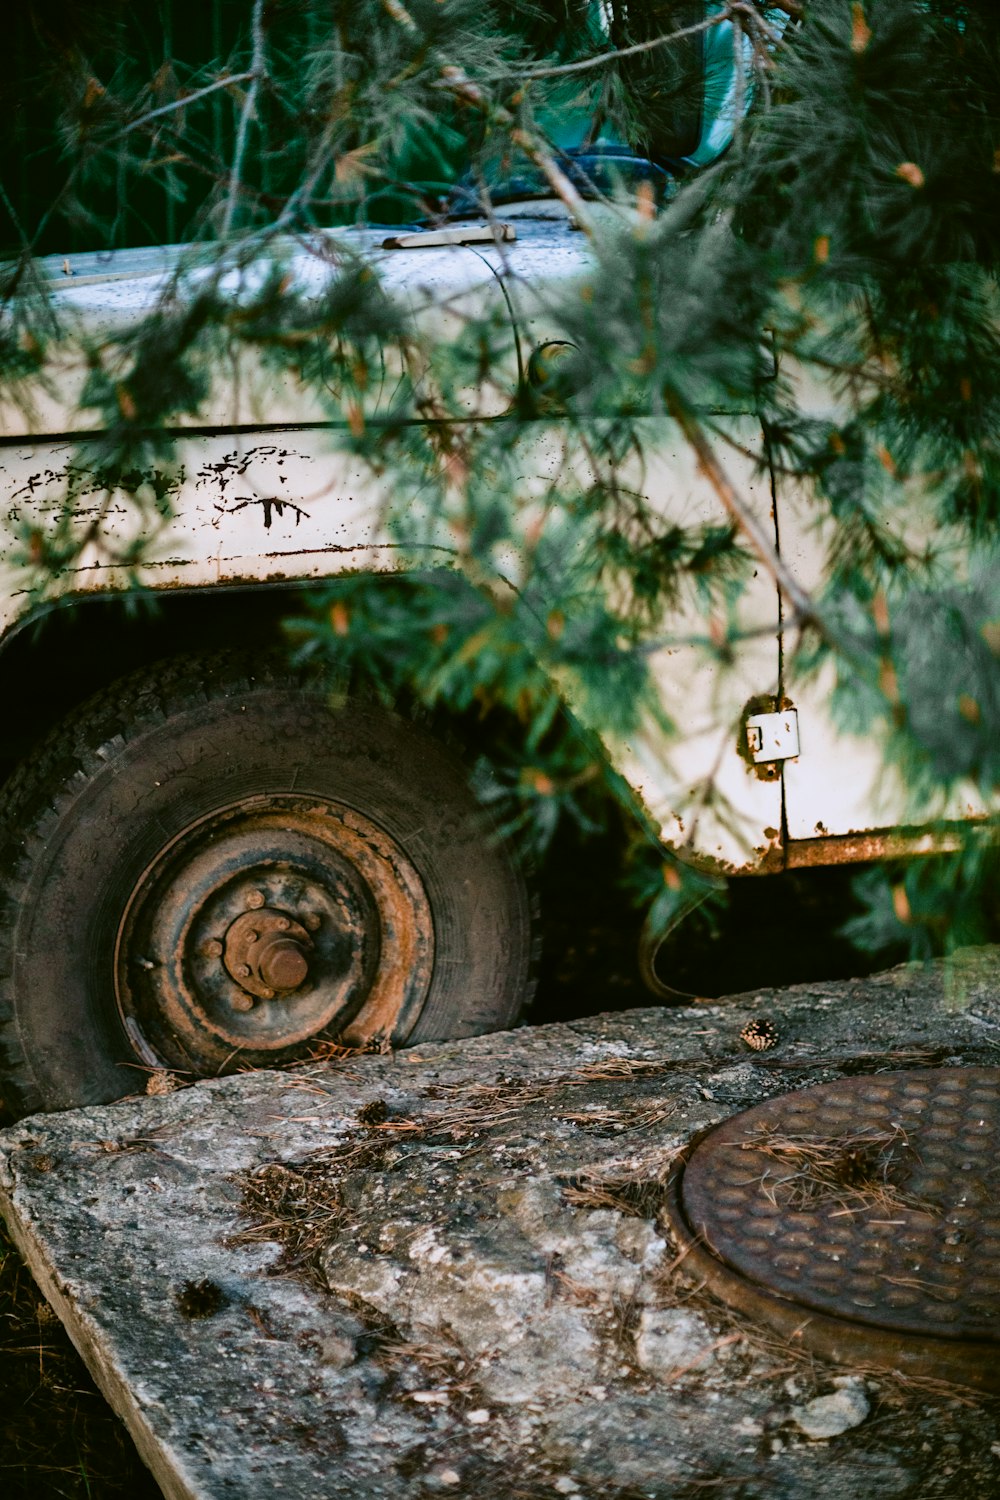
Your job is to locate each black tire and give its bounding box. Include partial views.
[0,655,532,1117]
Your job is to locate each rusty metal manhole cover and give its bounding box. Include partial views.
[664,1068,1000,1388]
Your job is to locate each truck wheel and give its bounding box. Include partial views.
[0,656,532,1117]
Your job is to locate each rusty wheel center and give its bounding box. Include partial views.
[221,906,315,1002]
[114,794,435,1072]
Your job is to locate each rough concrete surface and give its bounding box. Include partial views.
[3,950,1000,1500]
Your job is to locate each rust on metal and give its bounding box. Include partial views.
[222,907,314,1000]
[665,1069,1000,1390]
[785,823,978,869]
[114,794,434,1073]
[736,693,790,783]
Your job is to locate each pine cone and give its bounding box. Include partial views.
[740,1018,778,1051]
[145,1068,180,1096]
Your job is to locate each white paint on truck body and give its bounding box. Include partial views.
[772,376,990,848]
[0,212,991,876]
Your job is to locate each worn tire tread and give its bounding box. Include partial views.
[0,651,533,1119]
[0,654,258,1115]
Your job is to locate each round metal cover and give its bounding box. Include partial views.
[665,1069,1000,1387]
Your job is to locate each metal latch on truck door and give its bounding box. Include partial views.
[745,708,800,764]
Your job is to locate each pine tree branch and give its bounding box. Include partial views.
[508,11,725,83]
[433,64,599,235]
[730,2,788,48]
[509,129,596,234]
[500,1,787,85]
[122,73,256,135]
[380,0,419,33]
[221,0,267,239]
[633,613,808,659]
[731,11,747,141]
[0,180,36,262]
[272,116,341,232]
[665,393,819,625]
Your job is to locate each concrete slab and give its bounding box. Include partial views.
[3,950,1000,1499]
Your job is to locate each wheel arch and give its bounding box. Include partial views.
[0,575,378,784]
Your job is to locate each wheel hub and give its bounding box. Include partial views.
[221,904,315,1003]
[115,794,435,1072]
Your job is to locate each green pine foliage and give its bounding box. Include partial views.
[2,0,998,961]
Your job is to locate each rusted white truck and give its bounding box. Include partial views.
[0,196,989,1116]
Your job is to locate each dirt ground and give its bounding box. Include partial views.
[0,1225,162,1499]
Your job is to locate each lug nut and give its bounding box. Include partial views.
[246,930,258,944]
[236,963,251,979]
[260,987,275,1000]
[246,889,265,910]
[276,917,290,931]
[205,940,223,959]
[231,994,254,1013]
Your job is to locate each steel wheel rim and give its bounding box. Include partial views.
[114,793,434,1072]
